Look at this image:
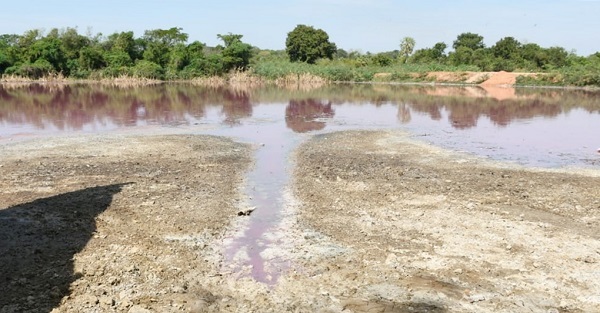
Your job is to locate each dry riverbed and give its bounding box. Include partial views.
[1,131,599,312]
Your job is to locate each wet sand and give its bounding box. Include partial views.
[1,131,599,312]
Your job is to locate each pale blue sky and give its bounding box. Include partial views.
[1,0,599,55]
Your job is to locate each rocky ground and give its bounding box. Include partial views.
[1,130,599,312]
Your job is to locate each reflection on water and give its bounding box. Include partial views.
[2,84,598,135]
[4,83,596,167]
[285,99,334,133]
[2,82,600,284]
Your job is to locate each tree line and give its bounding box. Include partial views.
[0,27,253,79]
[1,25,599,86]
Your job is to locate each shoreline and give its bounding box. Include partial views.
[2,71,600,90]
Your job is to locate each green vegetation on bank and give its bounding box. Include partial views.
[0,26,599,86]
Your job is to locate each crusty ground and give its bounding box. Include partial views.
[291,130,600,313]
[0,135,252,312]
[1,131,599,313]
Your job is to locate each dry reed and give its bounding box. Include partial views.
[190,76,227,87]
[96,75,163,88]
[274,73,328,91]
[0,73,71,91]
[190,70,265,92]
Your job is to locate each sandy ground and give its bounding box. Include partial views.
[426,71,537,86]
[1,131,600,312]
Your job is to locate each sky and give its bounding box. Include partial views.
[1,0,599,56]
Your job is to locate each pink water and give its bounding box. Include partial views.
[2,83,599,284]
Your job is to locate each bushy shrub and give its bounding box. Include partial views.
[131,60,163,79]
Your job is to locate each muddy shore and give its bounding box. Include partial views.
[1,131,599,312]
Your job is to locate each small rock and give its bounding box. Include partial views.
[453,268,463,274]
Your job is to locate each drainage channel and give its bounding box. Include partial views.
[207,105,301,284]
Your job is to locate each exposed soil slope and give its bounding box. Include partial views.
[426,71,537,86]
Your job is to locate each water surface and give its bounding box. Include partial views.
[2,83,599,283]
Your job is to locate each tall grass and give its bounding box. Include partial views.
[251,60,480,83]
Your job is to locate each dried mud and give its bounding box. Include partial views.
[1,131,599,313]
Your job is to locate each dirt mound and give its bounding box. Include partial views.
[425,71,537,87]
[479,71,519,86]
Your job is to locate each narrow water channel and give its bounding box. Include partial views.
[209,110,300,284]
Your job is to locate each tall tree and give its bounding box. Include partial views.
[217,33,253,71]
[453,32,485,51]
[399,37,416,62]
[142,27,188,67]
[285,25,337,64]
[492,37,521,60]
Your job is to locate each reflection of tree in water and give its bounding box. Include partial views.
[0,84,211,130]
[447,100,480,129]
[221,88,252,125]
[285,99,335,133]
[487,99,561,127]
[397,103,411,124]
[407,97,564,129]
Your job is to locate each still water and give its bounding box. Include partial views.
[2,83,599,167]
[2,83,599,283]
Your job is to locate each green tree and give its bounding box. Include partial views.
[372,53,393,66]
[131,60,163,79]
[59,27,90,60]
[78,46,105,71]
[0,34,20,73]
[520,43,545,69]
[545,46,568,69]
[285,25,337,64]
[453,32,485,51]
[26,36,67,74]
[411,42,447,63]
[492,37,521,60]
[178,41,208,77]
[448,46,474,66]
[107,31,138,61]
[217,33,253,71]
[142,27,188,67]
